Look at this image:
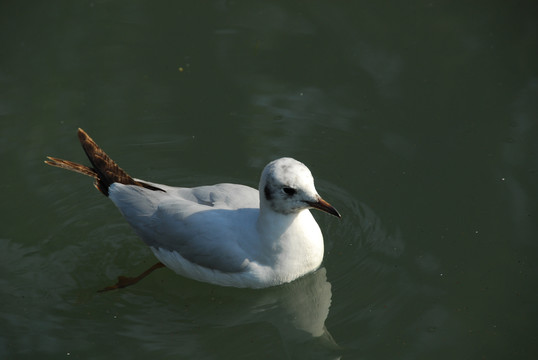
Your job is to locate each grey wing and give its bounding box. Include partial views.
[190,183,260,209]
[114,181,260,273]
[147,202,260,273]
[133,180,260,210]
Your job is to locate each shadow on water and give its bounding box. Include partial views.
[106,267,342,360]
[1,220,341,359]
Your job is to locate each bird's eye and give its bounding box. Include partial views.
[282,187,297,196]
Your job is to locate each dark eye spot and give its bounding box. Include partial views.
[282,187,297,196]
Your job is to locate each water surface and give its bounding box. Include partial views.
[1,1,537,359]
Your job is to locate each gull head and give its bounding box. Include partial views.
[259,157,341,218]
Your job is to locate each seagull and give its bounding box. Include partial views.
[45,129,340,290]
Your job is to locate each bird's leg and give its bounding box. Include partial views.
[98,262,166,292]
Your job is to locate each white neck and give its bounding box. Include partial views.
[255,206,325,281]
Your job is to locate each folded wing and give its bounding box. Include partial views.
[109,183,260,273]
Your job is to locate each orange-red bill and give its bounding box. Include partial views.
[307,197,341,218]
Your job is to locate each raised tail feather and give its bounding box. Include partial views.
[45,128,164,196]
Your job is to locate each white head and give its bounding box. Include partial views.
[259,157,340,218]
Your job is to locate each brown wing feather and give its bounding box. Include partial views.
[45,128,165,196]
[76,128,139,195]
[45,157,97,178]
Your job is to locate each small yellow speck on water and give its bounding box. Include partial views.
[178,67,184,72]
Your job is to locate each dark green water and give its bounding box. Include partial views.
[1,1,537,359]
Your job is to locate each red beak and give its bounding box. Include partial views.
[307,196,341,218]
